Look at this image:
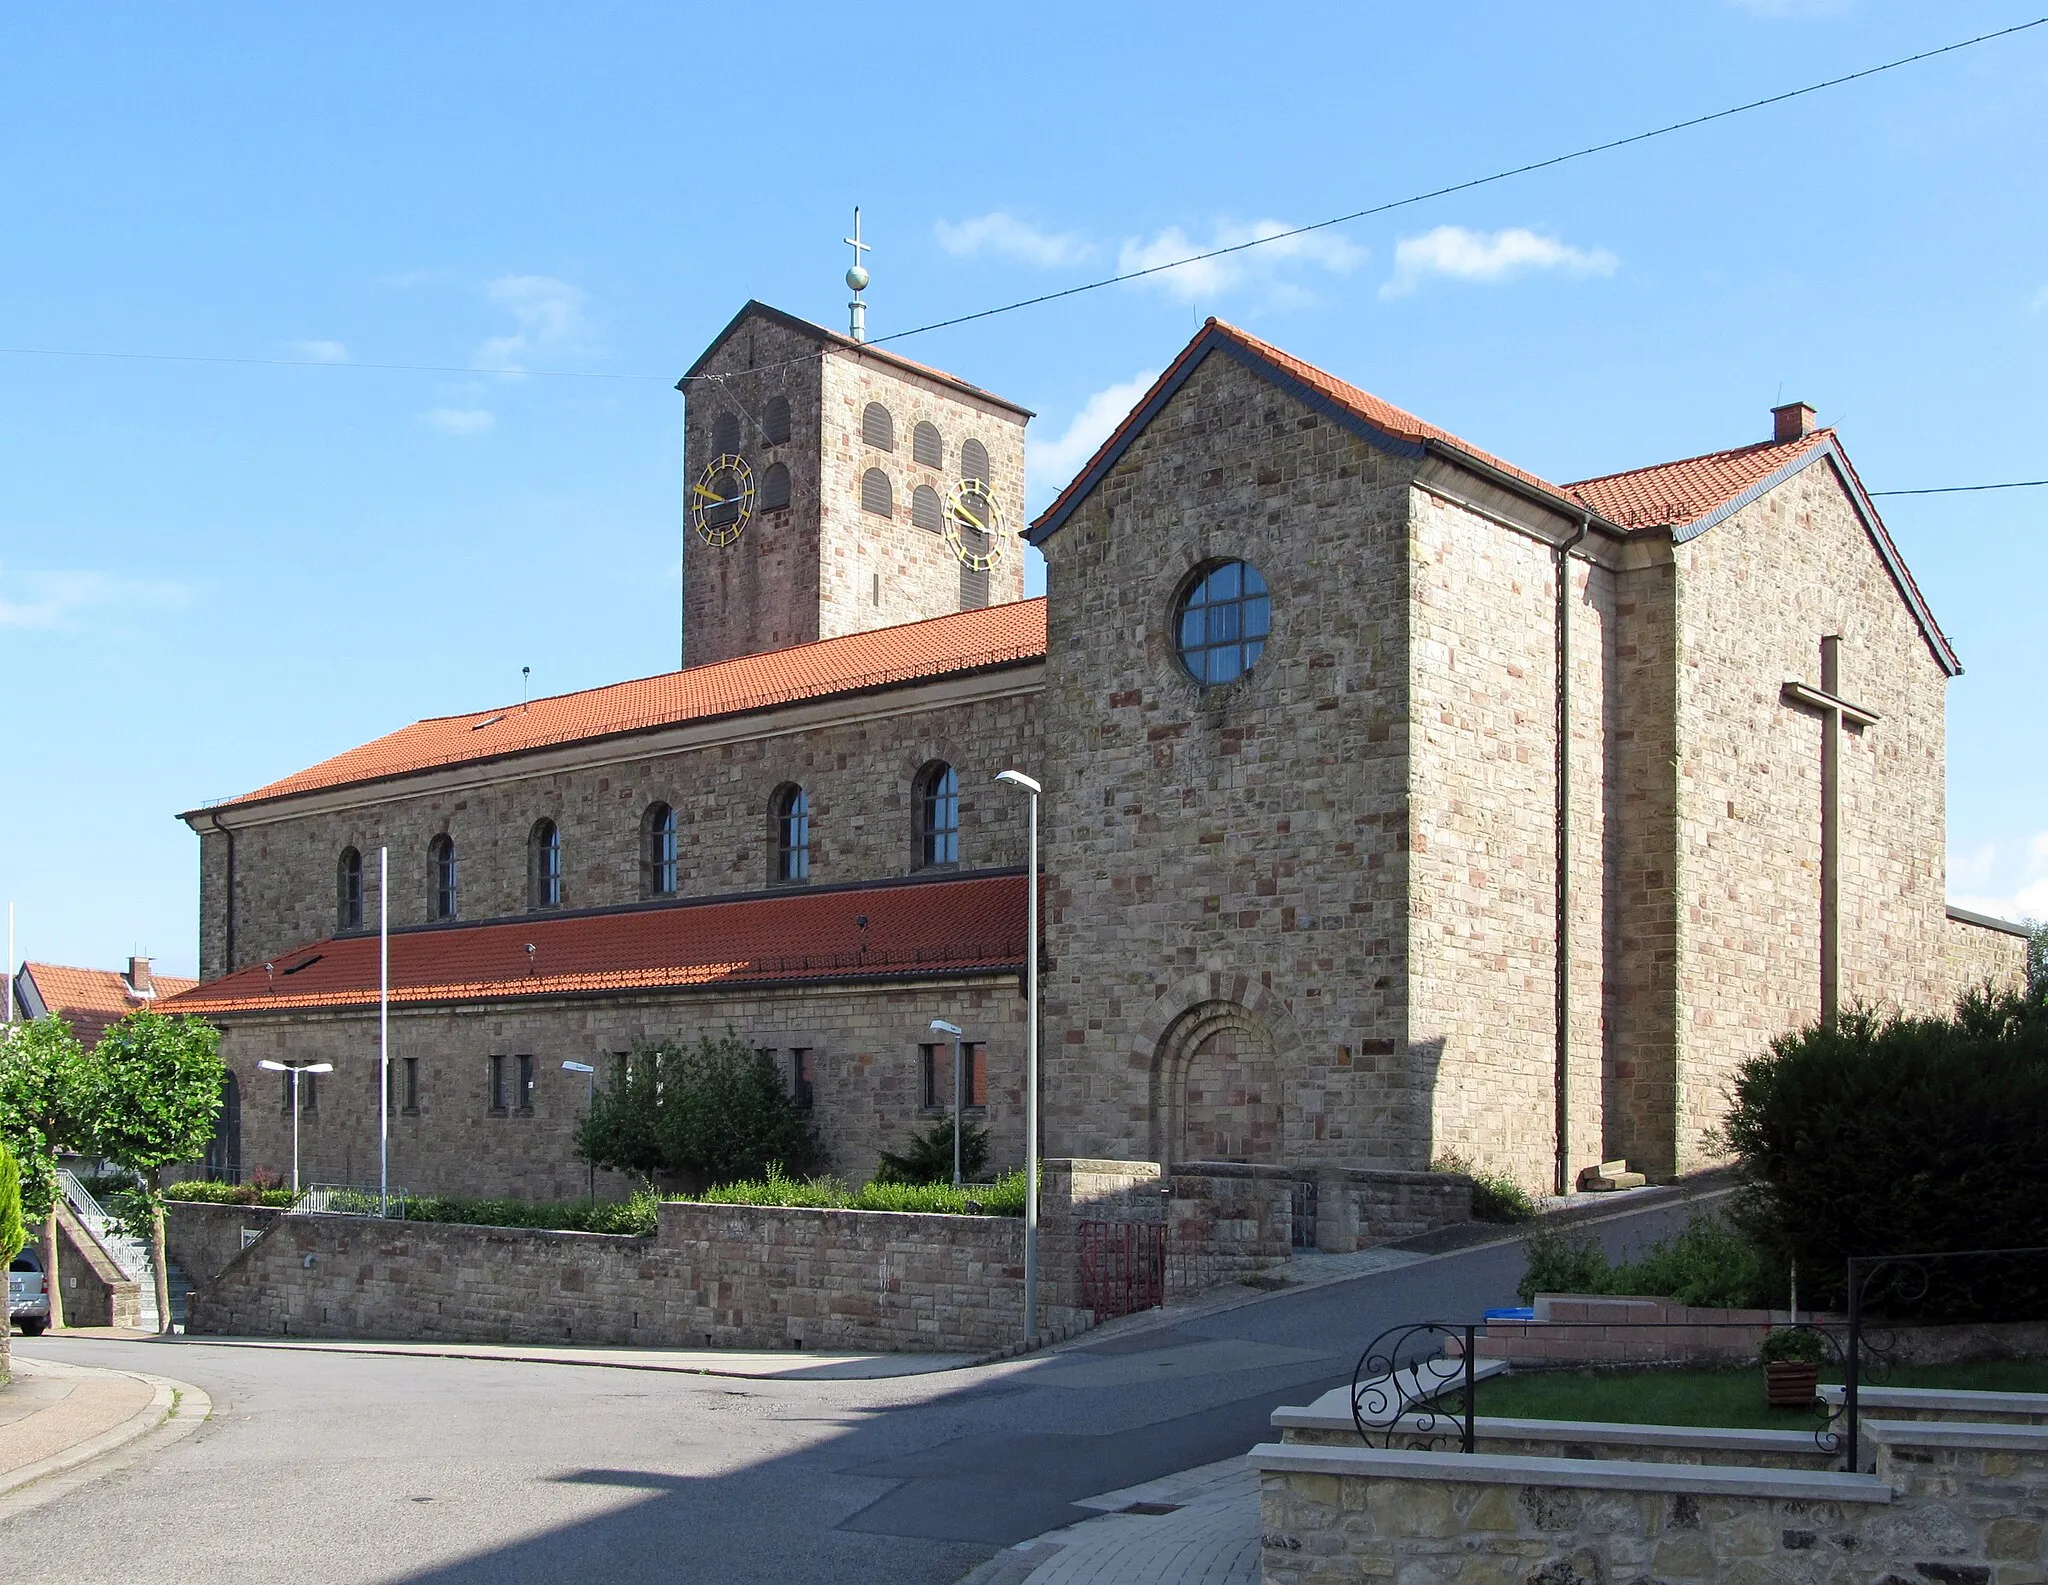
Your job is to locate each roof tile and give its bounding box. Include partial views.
[1565,432,1833,530]
[16,962,198,1047]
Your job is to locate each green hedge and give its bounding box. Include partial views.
[1720,985,2048,1321]
[399,1191,658,1237]
[164,1180,296,1208]
[687,1167,1027,1217]
[1518,1211,1777,1308]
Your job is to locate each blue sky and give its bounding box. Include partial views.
[2,1,2043,979]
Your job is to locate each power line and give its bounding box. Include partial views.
[873,15,2048,346]
[1870,479,2048,497]
[0,345,667,381]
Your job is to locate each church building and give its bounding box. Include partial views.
[166,299,2028,1201]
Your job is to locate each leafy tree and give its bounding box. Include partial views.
[875,1117,989,1185]
[81,1010,225,1334]
[2029,920,2047,1001]
[578,1032,820,1188]
[0,1139,26,1266]
[0,1015,90,1328]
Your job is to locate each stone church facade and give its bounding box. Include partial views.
[169,302,2027,1200]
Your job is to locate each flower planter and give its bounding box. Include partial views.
[1764,1360,1820,1408]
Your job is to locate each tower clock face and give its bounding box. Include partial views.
[945,478,1008,571]
[690,454,755,547]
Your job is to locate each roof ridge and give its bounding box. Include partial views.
[1566,429,1835,490]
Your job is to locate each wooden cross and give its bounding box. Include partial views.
[1781,635,1880,1022]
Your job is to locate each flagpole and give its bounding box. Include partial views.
[379,847,390,1214]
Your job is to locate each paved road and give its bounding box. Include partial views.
[12,1194,1711,1585]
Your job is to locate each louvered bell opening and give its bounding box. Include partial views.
[862,402,894,451]
[760,462,792,511]
[861,468,893,517]
[911,484,943,533]
[912,421,943,469]
[713,411,742,456]
[764,395,792,446]
[961,438,990,484]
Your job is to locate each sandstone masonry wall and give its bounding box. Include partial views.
[1944,912,2029,997]
[1036,349,1418,1169]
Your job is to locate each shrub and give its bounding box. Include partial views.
[1720,986,2048,1321]
[875,1118,990,1186]
[1432,1152,1538,1224]
[0,1140,26,1266]
[1759,1326,1825,1366]
[399,1190,659,1237]
[689,1166,1026,1217]
[164,1180,296,1208]
[1516,1211,1778,1308]
[577,1032,822,1187]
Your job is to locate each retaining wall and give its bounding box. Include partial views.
[53,1204,139,1329]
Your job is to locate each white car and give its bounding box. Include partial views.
[9,1250,49,1336]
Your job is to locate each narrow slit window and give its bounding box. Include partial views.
[775,786,811,882]
[489,1055,508,1114]
[516,1055,535,1114]
[338,848,363,931]
[919,764,959,867]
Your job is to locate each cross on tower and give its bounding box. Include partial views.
[1781,634,1880,1023]
[844,207,871,343]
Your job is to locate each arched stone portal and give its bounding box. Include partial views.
[1150,1000,1283,1167]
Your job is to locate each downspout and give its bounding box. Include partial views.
[1554,515,1590,1197]
[205,811,237,975]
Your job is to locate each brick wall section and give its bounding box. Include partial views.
[1463,1294,1791,1367]
[1406,488,1613,1192]
[1036,349,1417,1170]
[167,1202,286,1291]
[1255,1423,2048,1584]
[199,680,1041,978]
[211,976,1029,1201]
[189,1199,1087,1354]
[1945,914,2029,996]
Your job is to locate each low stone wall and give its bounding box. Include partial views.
[167,1201,288,1291]
[1819,1382,2048,1425]
[1464,1293,1793,1366]
[190,1198,1089,1354]
[1316,1166,1472,1253]
[54,1204,139,1329]
[1253,1416,2048,1584]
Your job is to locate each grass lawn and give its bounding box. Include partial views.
[1466,1361,2048,1431]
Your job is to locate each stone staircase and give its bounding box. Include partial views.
[58,1169,188,1331]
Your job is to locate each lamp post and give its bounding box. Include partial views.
[995,768,1041,1347]
[929,1020,965,1187]
[562,1060,596,1201]
[258,1059,334,1195]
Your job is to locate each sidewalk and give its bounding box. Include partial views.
[0,1353,210,1513]
[143,1334,981,1380]
[958,1458,1259,1585]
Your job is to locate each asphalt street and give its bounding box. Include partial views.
[10,1192,1713,1585]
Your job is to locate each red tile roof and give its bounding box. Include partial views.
[1565,432,1834,530]
[162,873,1026,1016]
[16,962,199,1047]
[1032,318,1573,538]
[198,600,1047,813]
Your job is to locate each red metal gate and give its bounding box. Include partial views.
[1077,1220,1166,1320]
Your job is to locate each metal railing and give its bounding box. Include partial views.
[292,1184,409,1217]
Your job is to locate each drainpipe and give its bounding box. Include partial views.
[205,811,237,975]
[1554,515,1589,1197]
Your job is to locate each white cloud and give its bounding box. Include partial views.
[0,563,188,631]
[285,339,349,363]
[1951,830,2048,925]
[935,212,1093,268]
[1117,220,1367,304]
[1381,225,1619,299]
[1027,370,1160,506]
[421,408,496,436]
[477,274,589,371]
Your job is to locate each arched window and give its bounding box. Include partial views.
[911,483,943,533]
[861,468,893,517]
[712,411,742,456]
[961,438,990,484]
[763,394,791,445]
[430,835,457,920]
[338,848,363,931]
[862,402,894,451]
[759,462,792,511]
[918,763,960,868]
[774,786,811,883]
[644,802,678,897]
[912,421,943,469]
[529,819,561,910]
[1174,560,1271,686]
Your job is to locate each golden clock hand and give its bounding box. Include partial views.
[957,500,987,532]
[692,482,727,503]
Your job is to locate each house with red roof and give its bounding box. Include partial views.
[164,302,2026,1201]
[11,957,198,1049]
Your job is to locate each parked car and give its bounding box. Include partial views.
[10,1250,50,1336]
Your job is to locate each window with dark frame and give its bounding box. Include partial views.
[516,1055,535,1114]
[1174,560,1272,686]
[791,1048,814,1112]
[489,1055,508,1114]
[775,785,811,882]
[759,461,791,511]
[529,819,562,910]
[646,802,679,896]
[338,848,364,931]
[402,1056,420,1114]
[431,834,458,920]
[300,1070,317,1113]
[920,1042,986,1112]
[280,1068,294,1114]
[919,763,959,867]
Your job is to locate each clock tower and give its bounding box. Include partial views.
[675,296,1032,670]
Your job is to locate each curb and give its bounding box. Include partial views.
[0,1357,211,1506]
[147,1335,982,1381]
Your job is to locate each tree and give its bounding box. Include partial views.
[2029,920,2047,1002]
[0,1140,26,1266]
[82,1010,225,1333]
[875,1117,990,1185]
[579,1032,821,1188]
[0,1015,90,1329]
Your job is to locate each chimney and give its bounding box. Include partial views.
[128,955,152,996]
[1772,402,1818,443]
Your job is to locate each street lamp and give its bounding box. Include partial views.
[929,1020,966,1187]
[563,1061,596,1201]
[257,1059,334,1195]
[994,768,1041,1347]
